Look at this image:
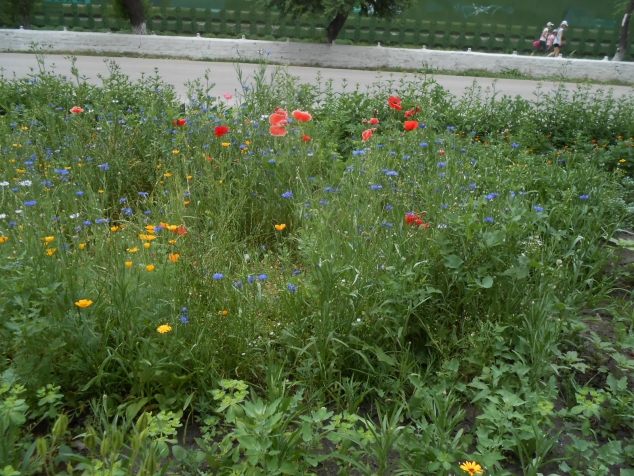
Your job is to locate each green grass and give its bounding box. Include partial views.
[1,57,634,475]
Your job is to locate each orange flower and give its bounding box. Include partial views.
[75,299,93,308]
[110,226,119,232]
[0,236,8,244]
[46,248,57,256]
[144,243,151,249]
[168,253,180,263]
[125,261,133,268]
[275,224,286,231]
[146,264,155,272]
[138,234,156,241]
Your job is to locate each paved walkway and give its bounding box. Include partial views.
[1,53,631,102]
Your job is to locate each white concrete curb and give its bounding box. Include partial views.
[1,29,633,83]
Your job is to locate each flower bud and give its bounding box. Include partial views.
[53,414,68,439]
[84,425,98,451]
[100,436,110,457]
[37,437,48,457]
[111,430,124,452]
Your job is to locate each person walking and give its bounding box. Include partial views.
[531,22,554,55]
[547,21,568,57]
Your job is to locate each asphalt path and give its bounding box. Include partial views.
[1,53,632,102]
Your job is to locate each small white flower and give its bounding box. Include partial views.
[70,213,80,219]
[0,182,9,187]
[0,214,6,219]
[15,210,22,214]
[19,180,32,186]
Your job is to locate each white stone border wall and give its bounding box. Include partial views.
[1,29,633,83]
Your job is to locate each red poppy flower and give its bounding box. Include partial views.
[270,111,290,125]
[404,121,419,131]
[369,118,379,125]
[404,106,420,119]
[270,125,287,137]
[362,129,373,142]
[70,106,84,114]
[173,118,187,126]
[405,212,427,227]
[439,149,446,156]
[214,125,229,137]
[388,96,402,110]
[302,135,311,141]
[172,225,188,236]
[292,110,312,122]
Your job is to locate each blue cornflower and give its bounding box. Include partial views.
[293,270,301,275]
[247,276,255,284]
[233,281,243,289]
[287,283,297,294]
[436,139,443,144]
[485,217,494,223]
[370,185,382,191]
[437,162,447,167]
[258,274,267,281]
[98,163,109,170]
[76,191,84,196]
[579,195,589,200]
[83,221,92,226]
[511,142,520,148]
[138,191,149,197]
[386,205,393,211]
[213,273,224,280]
[346,166,354,171]
[381,221,394,228]
[385,170,398,176]
[460,148,467,154]
[119,197,127,203]
[420,142,428,147]
[122,207,132,216]
[319,200,328,205]
[144,211,152,215]
[441,204,448,209]
[352,150,365,155]
[95,218,107,224]
[281,191,293,199]
[180,316,189,324]
[24,200,36,206]
[268,159,276,164]
[534,206,544,212]
[485,194,495,201]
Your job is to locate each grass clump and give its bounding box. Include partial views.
[1,55,634,475]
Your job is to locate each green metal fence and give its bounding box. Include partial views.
[24,2,634,59]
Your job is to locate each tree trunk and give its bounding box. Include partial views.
[613,0,634,61]
[326,12,348,44]
[123,0,147,35]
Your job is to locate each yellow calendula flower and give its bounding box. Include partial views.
[16,169,26,173]
[146,264,155,272]
[144,243,151,249]
[166,225,178,231]
[110,226,120,232]
[75,299,93,308]
[245,140,251,145]
[164,173,173,177]
[127,247,139,253]
[22,126,28,131]
[79,243,86,250]
[144,225,156,232]
[99,190,104,194]
[46,248,57,256]
[168,253,180,263]
[221,142,231,147]
[169,239,177,245]
[0,236,8,244]
[620,159,627,163]
[157,324,172,334]
[187,175,193,180]
[218,309,229,316]
[275,224,286,231]
[138,234,156,241]
[459,461,483,475]
[184,201,190,205]
[125,261,133,268]
[172,150,180,155]
[43,236,55,244]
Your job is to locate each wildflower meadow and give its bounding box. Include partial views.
[1,56,634,475]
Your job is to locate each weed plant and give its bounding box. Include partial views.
[1,55,634,475]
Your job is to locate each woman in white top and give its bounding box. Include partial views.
[531,22,554,56]
[547,21,568,57]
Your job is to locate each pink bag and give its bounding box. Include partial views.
[533,40,540,47]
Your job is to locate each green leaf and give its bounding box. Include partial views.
[125,397,149,422]
[172,445,187,461]
[444,254,464,269]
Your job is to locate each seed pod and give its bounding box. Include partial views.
[37,437,48,457]
[53,414,68,439]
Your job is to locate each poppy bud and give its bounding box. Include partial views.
[362,118,368,124]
